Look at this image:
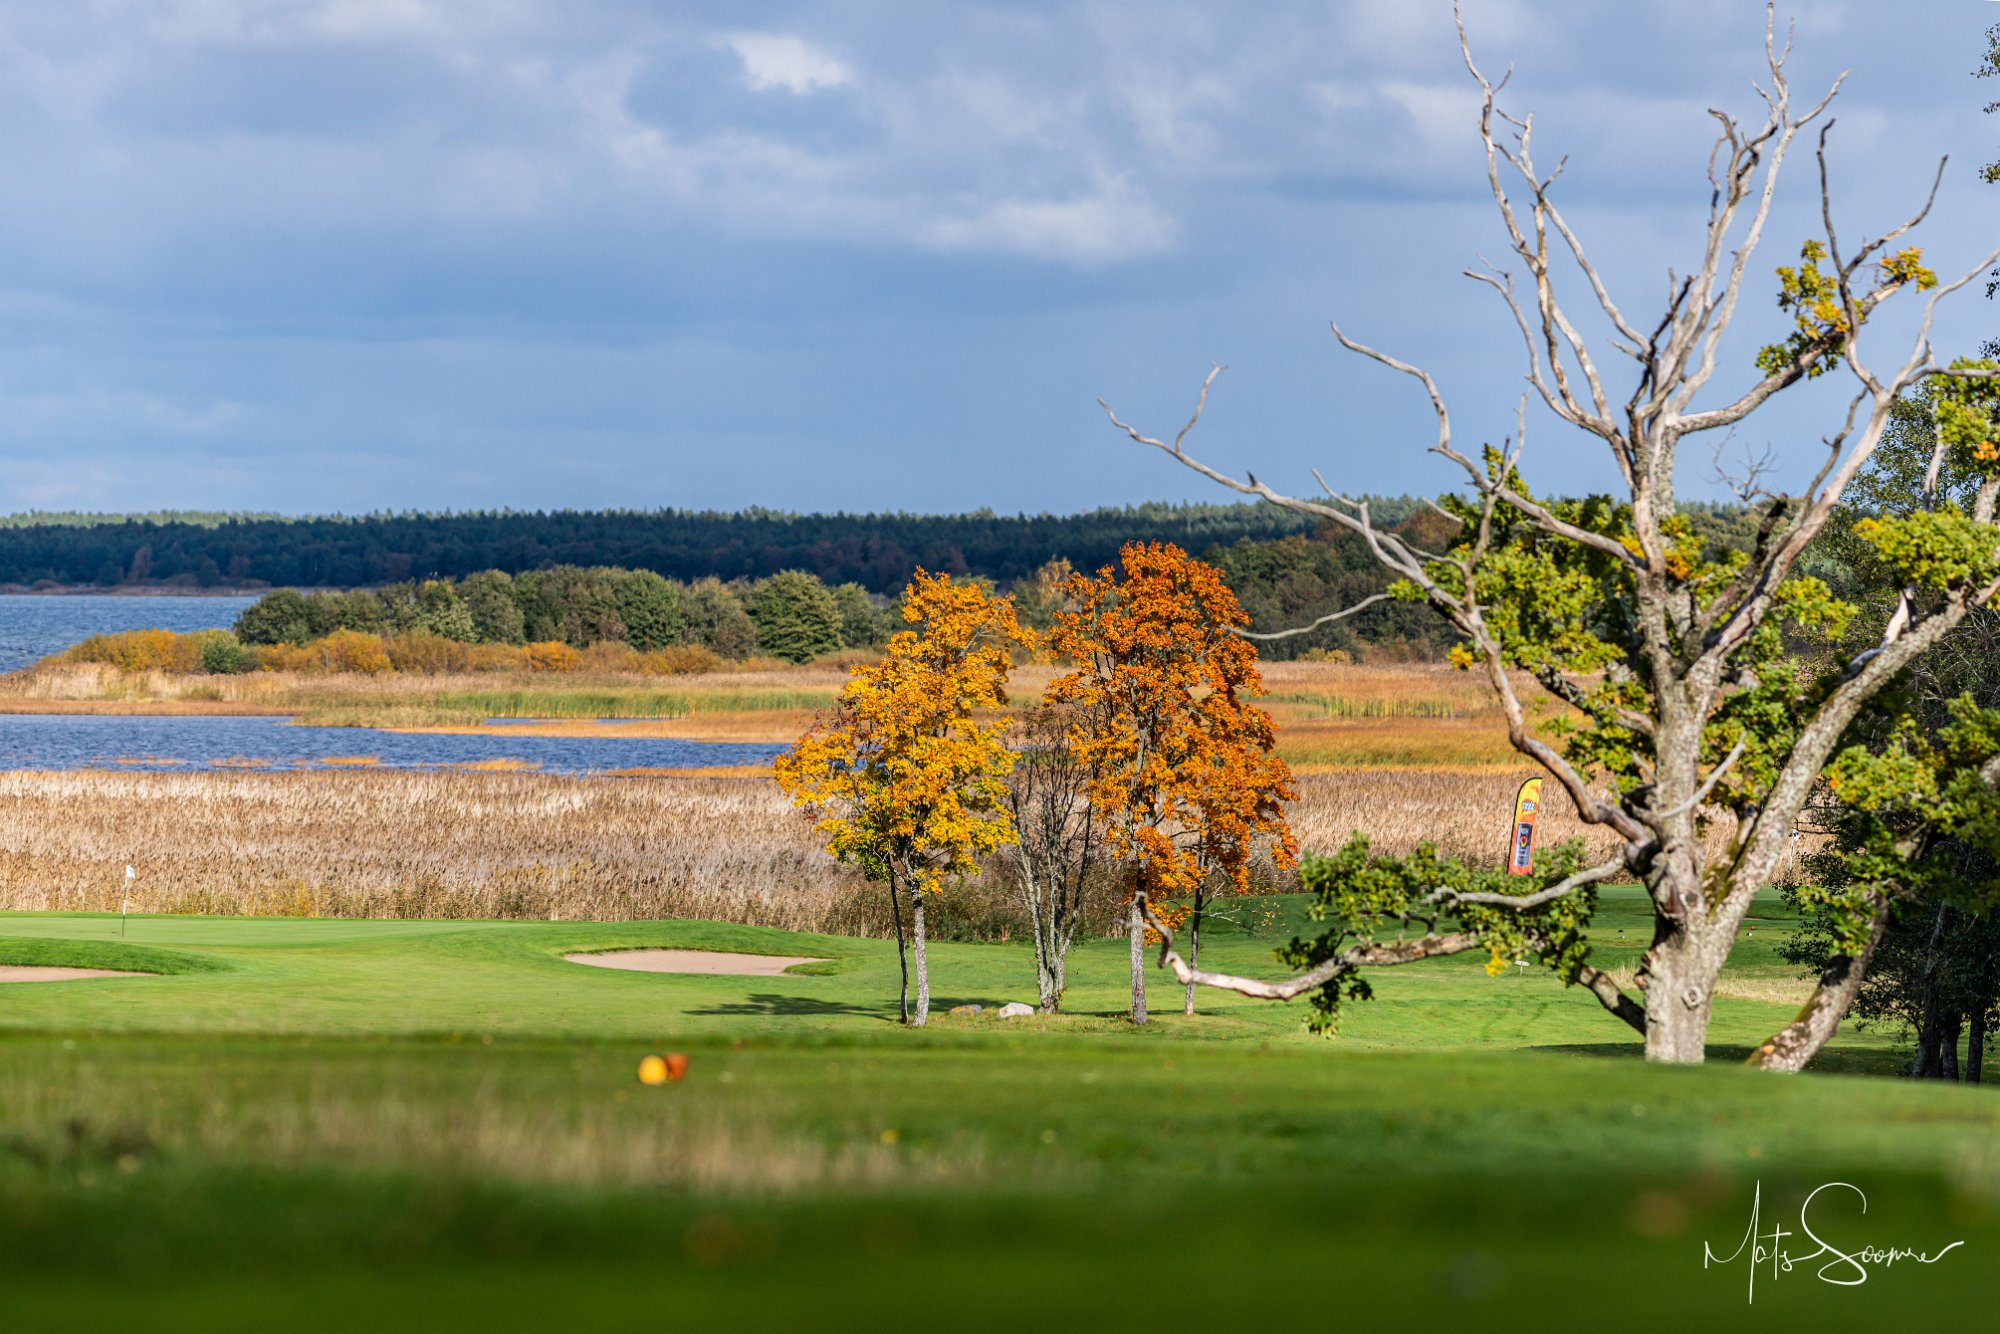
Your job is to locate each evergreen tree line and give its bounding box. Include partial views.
[0,502,1322,594]
[233,567,886,664]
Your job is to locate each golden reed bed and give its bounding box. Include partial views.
[0,767,1630,935]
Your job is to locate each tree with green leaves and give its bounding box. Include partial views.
[460,570,526,644]
[521,566,628,646]
[830,582,881,649]
[684,578,758,659]
[610,569,687,651]
[233,588,314,646]
[1110,7,2000,1066]
[747,570,843,663]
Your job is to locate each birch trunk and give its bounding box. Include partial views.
[1128,885,1148,1027]
[1182,886,1204,1017]
[909,887,930,1028]
[887,868,910,1026]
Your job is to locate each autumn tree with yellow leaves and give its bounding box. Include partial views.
[1047,541,1295,1025]
[775,571,1027,1027]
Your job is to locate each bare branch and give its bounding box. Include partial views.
[1233,593,1397,641]
[1141,891,1480,1000]
[1328,321,1643,568]
[1420,853,1629,910]
[1576,963,1648,1034]
[1655,735,1747,821]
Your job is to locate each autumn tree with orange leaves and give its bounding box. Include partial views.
[1047,541,1295,1025]
[774,571,1027,1027]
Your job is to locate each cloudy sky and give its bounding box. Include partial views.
[0,0,1995,516]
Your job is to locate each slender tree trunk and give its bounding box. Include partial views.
[887,868,909,1026]
[1942,1010,1963,1083]
[1969,1005,1987,1086]
[909,888,930,1028]
[1128,868,1148,1027]
[1912,904,1952,1079]
[1183,885,1205,1017]
[1025,870,1058,1013]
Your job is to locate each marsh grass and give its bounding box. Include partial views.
[0,769,880,933]
[0,765,1683,935]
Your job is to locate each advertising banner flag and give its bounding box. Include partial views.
[1506,778,1543,876]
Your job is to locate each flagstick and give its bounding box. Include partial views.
[121,865,134,937]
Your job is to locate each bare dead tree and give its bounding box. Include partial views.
[1006,704,1103,1013]
[1104,4,2000,1065]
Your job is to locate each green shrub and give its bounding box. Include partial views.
[196,631,246,674]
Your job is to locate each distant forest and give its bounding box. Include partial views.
[0,498,1774,664]
[0,503,1343,594]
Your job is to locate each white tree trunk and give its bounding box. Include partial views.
[1128,892,1148,1026]
[909,888,930,1028]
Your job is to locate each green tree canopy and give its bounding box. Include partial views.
[746,570,843,663]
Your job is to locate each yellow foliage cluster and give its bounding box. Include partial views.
[259,630,395,674]
[774,571,1028,896]
[64,628,217,672]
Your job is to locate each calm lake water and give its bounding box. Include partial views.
[0,593,257,673]
[0,714,780,775]
[0,594,780,775]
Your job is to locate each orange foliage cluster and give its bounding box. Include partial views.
[1046,542,1297,902]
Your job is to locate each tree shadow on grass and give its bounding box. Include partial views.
[686,993,886,1018]
[1526,1043,1645,1060]
[1528,1042,1919,1078]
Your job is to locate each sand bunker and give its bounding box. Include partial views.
[564,949,826,977]
[0,965,149,984]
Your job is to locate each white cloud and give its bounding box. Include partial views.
[718,31,853,95]
[923,178,1177,265]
